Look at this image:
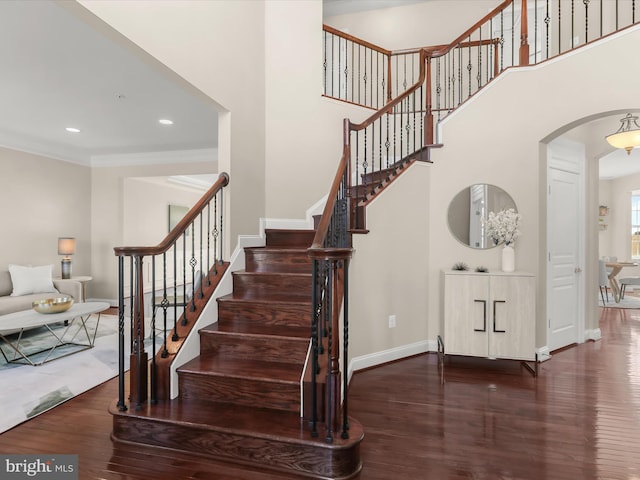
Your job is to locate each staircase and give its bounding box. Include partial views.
[111,228,364,480]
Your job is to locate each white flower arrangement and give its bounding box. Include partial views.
[484,208,521,247]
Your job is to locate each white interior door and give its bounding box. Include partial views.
[547,139,584,352]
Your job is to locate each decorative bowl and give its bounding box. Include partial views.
[32,296,74,314]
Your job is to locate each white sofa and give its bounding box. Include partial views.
[0,269,82,317]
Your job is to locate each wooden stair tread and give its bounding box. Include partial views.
[179,354,303,383]
[215,322,311,335]
[236,271,312,278]
[245,246,310,253]
[218,292,312,304]
[111,398,364,448]
[202,322,311,339]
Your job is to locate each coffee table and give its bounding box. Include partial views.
[0,301,110,366]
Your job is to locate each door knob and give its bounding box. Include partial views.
[575,267,582,273]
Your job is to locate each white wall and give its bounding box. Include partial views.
[350,163,431,361]
[325,0,500,50]
[79,0,267,253]
[90,162,215,301]
[265,1,368,218]
[598,179,613,257]
[0,146,91,280]
[123,177,204,246]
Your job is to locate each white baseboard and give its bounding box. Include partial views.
[347,340,435,382]
[584,328,602,341]
[260,217,313,232]
[536,346,552,362]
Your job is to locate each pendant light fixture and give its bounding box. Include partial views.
[605,113,640,155]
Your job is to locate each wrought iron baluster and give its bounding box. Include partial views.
[572,0,575,48]
[545,0,550,59]
[331,33,335,97]
[161,252,169,358]
[199,212,204,298]
[378,114,383,187]
[370,46,373,108]
[338,35,342,100]
[351,42,355,104]
[500,10,505,71]
[325,262,334,444]
[341,259,350,439]
[534,0,539,64]
[511,1,515,66]
[478,25,483,89]
[172,242,179,341]
[467,35,472,98]
[584,0,589,43]
[117,255,127,412]
[150,256,157,403]
[206,204,211,286]
[436,57,441,122]
[213,196,219,274]
[323,31,327,95]
[310,260,319,438]
[376,51,380,109]
[385,113,390,174]
[558,0,562,54]
[358,44,361,105]
[458,44,462,105]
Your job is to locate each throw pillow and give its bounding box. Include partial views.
[8,264,58,297]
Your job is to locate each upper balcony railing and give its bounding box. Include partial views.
[324,0,639,130]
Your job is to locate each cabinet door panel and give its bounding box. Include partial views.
[444,275,489,357]
[489,275,535,360]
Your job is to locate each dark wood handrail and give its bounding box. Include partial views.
[323,24,392,56]
[310,120,351,251]
[350,48,427,131]
[430,0,514,58]
[114,172,229,257]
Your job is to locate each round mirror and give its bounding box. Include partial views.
[447,184,517,249]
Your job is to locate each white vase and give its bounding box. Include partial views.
[502,245,515,272]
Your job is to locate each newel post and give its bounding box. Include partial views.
[519,0,530,65]
[423,51,434,146]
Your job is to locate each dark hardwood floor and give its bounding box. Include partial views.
[1,306,638,479]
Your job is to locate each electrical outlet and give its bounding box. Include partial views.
[388,314,396,328]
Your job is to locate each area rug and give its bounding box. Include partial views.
[601,296,640,309]
[0,313,161,434]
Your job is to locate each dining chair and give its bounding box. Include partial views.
[604,256,617,275]
[619,276,640,299]
[599,259,610,306]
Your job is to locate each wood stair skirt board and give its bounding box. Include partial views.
[111,227,363,479]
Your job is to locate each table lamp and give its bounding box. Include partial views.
[58,237,76,279]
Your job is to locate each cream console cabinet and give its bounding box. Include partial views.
[443,271,535,362]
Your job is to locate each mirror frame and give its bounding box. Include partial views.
[447,184,517,249]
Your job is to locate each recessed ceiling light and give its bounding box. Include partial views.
[65,127,80,133]
[159,119,173,125]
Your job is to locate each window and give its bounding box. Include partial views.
[632,194,640,258]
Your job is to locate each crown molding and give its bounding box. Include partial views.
[90,148,218,168]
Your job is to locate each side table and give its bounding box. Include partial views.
[55,275,92,302]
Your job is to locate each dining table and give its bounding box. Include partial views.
[606,261,639,302]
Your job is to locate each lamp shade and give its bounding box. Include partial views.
[58,237,76,256]
[605,113,640,154]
